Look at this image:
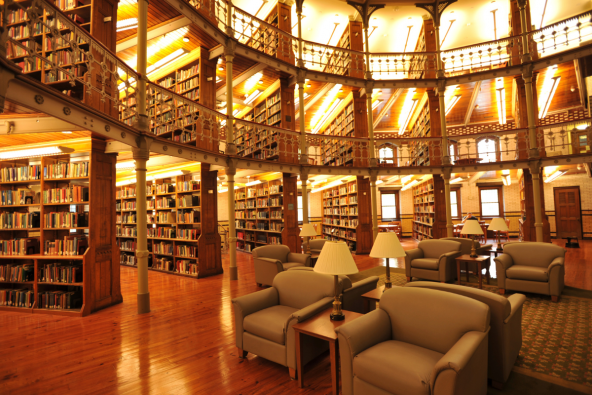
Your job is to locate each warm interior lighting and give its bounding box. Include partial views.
[116,161,136,170]
[245,180,262,186]
[0,146,74,160]
[146,170,189,180]
[445,95,461,115]
[244,90,263,105]
[495,78,506,125]
[400,175,413,185]
[398,88,418,135]
[501,169,511,186]
[450,177,464,183]
[401,179,419,191]
[244,72,264,92]
[310,84,342,132]
[539,76,561,119]
[119,0,137,5]
[312,98,342,134]
[398,99,418,135]
[372,99,383,111]
[147,48,189,76]
[117,18,138,32]
[545,170,566,183]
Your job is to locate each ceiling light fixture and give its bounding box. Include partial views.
[116,161,136,170]
[146,169,189,180]
[539,76,561,119]
[117,18,138,32]
[244,72,264,92]
[245,180,262,186]
[450,177,464,183]
[244,90,263,104]
[445,94,461,115]
[146,48,189,76]
[183,37,190,43]
[545,170,566,183]
[401,179,419,191]
[310,84,342,132]
[495,78,506,125]
[0,146,74,160]
[398,98,418,135]
[400,174,413,185]
[372,99,383,111]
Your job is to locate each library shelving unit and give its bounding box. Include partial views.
[333,19,363,77]
[235,79,297,163]
[412,176,447,241]
[254,2,293,64]
[116,174,203,278]
[5,0,118,116]
[320,177,372,254]
[408,101,432,167]
[320,101,356,166]
[0,140,121,316]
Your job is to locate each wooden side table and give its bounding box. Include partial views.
[293,308,363,395]
[455,254,490,289]
[361,285,385,313]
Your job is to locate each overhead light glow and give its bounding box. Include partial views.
[310,84,342,131]
[539,75,561,119]
[398,89,417,135]
[117,18,138,32]
[545,170,566,183]
[401,179,419,191]
[445,95,461,115]
[312,98,342,134]
[495,78,506,125]
[146,170,189,180]
[372,99,383,111]
[244,72,264,92]
[244,90,263,105]
[116,161,136,170]
[245,180,262,186]
[146,49,189,76]
[0,146,74,160]
[450,177,464,183]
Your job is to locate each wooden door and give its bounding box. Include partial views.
[554,187,582,239]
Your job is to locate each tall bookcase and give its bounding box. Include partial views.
[320,101,355,166]
[0,140,121,316]
[234,174,300,253]
[320,177,372,254]
[334,19,364,77]
[408,101,432,166]
[412,176,447,241]
[5,0,118,116]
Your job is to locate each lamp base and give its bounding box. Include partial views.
[330,312,345,321]
[496,246,503,252]
[470,254,479,258]
[384,279,392,291]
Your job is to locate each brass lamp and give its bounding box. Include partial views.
[299,223,318,254]
[460,220,484,258]
[313,241,359,321]
[370,232,406,291]
[489,217,509,251]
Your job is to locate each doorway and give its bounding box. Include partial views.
[553,187,583,239]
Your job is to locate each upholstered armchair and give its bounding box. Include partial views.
[406,282,525,389]
[252,245,311,287]
[335,287,490,395]
[232,270,338,379]
[308,239,326,254]
[404,239,462,283]
[495,242,565,302]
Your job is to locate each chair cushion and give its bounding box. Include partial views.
[506,265,549,282]
[243,305,298,345]
[354,340,443,395]
[283,262,305,270]
[411,258,439,270]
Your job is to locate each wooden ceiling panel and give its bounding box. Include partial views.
[116,0,181,43]
[232,67,281,102]
[536,62,583,115]
[0,131,91,149]
[375,88,428,131]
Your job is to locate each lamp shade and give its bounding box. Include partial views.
[299,223,318,237]
[461,220,484,235]
[488,217,509,231]
[314,241,359,275]
[370,232,406,258]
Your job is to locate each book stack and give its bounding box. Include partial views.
[176,245,197,258]
[44,212,88,228]
[153,257,173,271]
[39,263,83,283]
[44,161,89,179]
[43,185,89,203]
[0,238,39,256]
[0,165,41,182]
[44,236,88,256]
[0,264,34,282]
[0,289,34,307]
[178,195,200,207]
[38,290,82,310]
[176,260,198,275]
[0,212,40,229]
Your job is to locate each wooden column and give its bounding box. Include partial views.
[348,20,364,78]
[431,175,448,239]
[196,47,218,153]
[276,2,295,65]
[279,76,298,163]
[426,88,443,166]
[281,173,301,253]
[197,163,223,277]
[353,90,369,167]
[520,169,551,242]
[355,176,372,254]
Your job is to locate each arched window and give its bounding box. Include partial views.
[476,136,501,163]
[378,144,396,165]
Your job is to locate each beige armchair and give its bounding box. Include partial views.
[405,239,462,283]
[405,282,525,389]
[495,242,565,302]
[232,270,338,379]
[308,239,326,254]
[336,287,490,395]
[252,245,311,287]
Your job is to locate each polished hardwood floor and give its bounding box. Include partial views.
[0,239,590,395]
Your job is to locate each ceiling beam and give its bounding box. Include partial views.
[295,83,335,121]
[374,89,402,128]
[209,45,225,60]
[584,163,592,178]
[464,81,481,126]
[468,171,486,185]
[116,16,191,53]
[0,116,83,134]
[216,63,268,106]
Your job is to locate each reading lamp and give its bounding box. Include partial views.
[461,220,484,257]
[488,217,509,252]
[370,232,406,290]
[299,223,317,254]
[314,241,359,321]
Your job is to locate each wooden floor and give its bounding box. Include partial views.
[0,239,590,395]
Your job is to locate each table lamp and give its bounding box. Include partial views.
[488,217,509,252]
[314,241,359,321]
[299,223,318,254]
[370,232,405,290]
[461,220,484,257]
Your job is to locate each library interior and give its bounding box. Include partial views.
[1,0,592,393]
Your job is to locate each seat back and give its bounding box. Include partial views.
[273,270,336,310]
[380,287,490,355]
[503,242,565,267]
[441,237,479,256]
[309,239,326,251]
[253,245,290,263]
[418,239,461,259]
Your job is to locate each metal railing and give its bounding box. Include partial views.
[529,11,592,58]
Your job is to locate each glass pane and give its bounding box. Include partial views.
[449,191,457,204]
[480,189,499,204]
[381,194,396,206]
[297,195,303,209]
[477,139,497,163]
[383,207,397,219]
[379,147,393,159]
[579,135,588,146]
[298,209,303,222]
[450,203,458,218]
[482,203,500,216]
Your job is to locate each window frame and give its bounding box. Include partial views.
[478,185,504,219]
[380,190,400,222]
[450,187,462,219]
[378,143,397,165]
[476,136,501,163]
[297,193,303,225]
[449,140,459,163]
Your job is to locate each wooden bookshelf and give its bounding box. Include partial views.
[320,177,372,254]
[412,176,447,241]
[333,19,364,77]
[320,101,356,166]
[116,174,203,278]
[408,101,432,166]
[0,140,121,316]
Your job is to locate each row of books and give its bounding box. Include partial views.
[44,212,88,228]
[176,245,197,258]
[0,264,34,282]
[0,189,37,206]
[116,226,137,237]
[1,289,34,308]
[39,263,83,284]
[177,180,200,192]
[176,260,198,275]
[43,185,89,204]
[44,162,89,179]
[44,236,88,256]
[38,290,82,310]
[119,240,136,251]
[6,9,28,24]
[177,211,199,224]
[178,195,200,207]
[0,212,40,229]
[0,165,41,182]
[0,238,39,256]
[8,24,46,40]
[153,242,174,255]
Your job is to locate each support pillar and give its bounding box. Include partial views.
[529,161,544,242]
[300,169,310,252]
[523,65,539,158]
[133,142,151,314]
[297,71,308,164]
[225,41,236,155]
[365,81,377,166]
[437,81,450,165]
[516,0,532,63]
[227,161,238,280]
[370,171,379,241]
[442,168,454,237]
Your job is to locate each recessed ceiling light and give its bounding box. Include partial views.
[306,84,311,87]
[183,37,189,42]
[339,88,344,92]
[218,66,224,71]
[62,131,72,134]
[258,80,263,84]
[217,58,222,64]
[467,23,471,26]
[383,34,387,37]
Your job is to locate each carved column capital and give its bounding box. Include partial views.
[528,159,541,176]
